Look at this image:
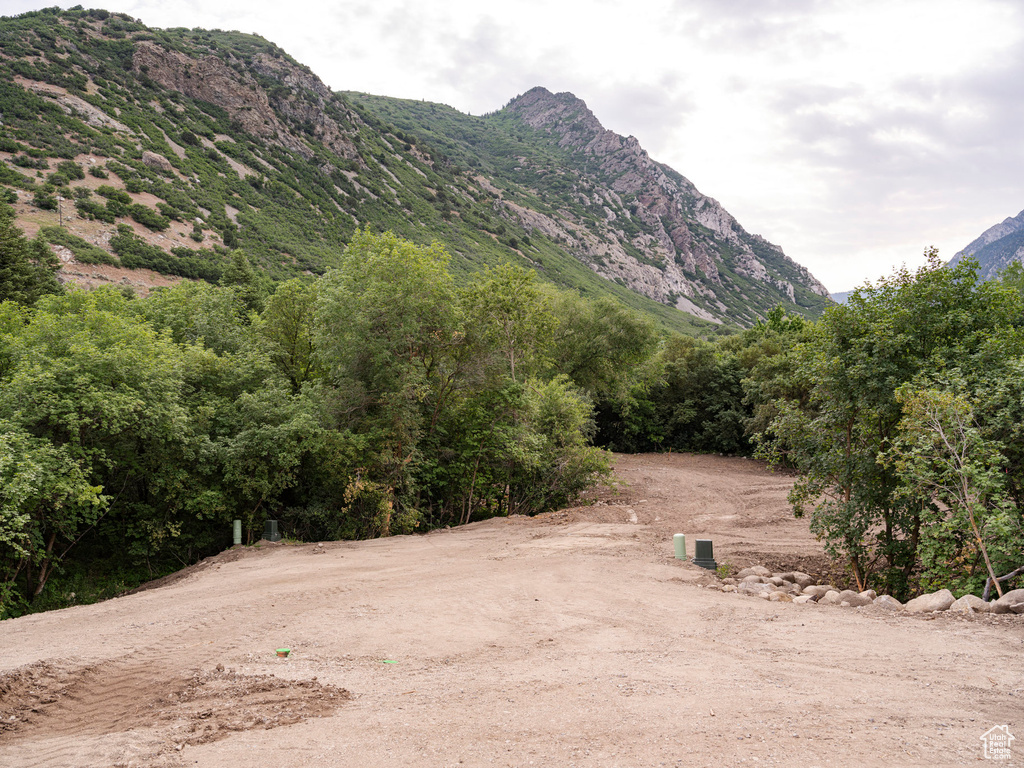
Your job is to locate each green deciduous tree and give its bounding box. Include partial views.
[760,252,1024,596]
[890,379,1019,597]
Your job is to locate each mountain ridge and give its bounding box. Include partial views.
[949,208,1024,279]
[0,7,830,329]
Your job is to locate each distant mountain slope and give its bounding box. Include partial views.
[949,208,1024,278]
[353,87,831,326]
[0,7,829,330]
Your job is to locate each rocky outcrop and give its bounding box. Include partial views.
[502,87,830,323]
[132,41,360,164]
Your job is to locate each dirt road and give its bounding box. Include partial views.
[1,453,1021,767]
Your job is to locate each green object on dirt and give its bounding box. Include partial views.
[382,659,397,664]
[673,533,686,560]
[276,648,291,657]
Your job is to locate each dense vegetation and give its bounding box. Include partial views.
[2,178,1023,614]
[0,220,664,617]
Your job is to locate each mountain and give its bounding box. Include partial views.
[0,7,830,330]
[948,208,1024,279]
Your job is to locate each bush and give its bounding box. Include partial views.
[56,160,85,180]
[39,225,119,265]
[96,185,131,204]
[32,190,58,210]
[128,203,170,231]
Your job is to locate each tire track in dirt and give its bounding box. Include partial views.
[0,609,350,767]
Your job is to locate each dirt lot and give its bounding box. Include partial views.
[1,453,1021,767]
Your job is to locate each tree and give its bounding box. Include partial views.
[258,278,319,392]
[0,426,106,613]
[461,262,554,384]
[891,380,1016,597]
[0,206,62,305]
[760,252,1022,596]
[314,230,459,526]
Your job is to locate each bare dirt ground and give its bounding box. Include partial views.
[1,453,1021,767]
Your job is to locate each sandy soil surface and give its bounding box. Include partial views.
[1,453,1021,767]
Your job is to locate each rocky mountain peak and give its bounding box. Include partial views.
[494,87,830,321]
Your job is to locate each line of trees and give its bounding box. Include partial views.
[2,209,1022,613]
[0,227,659,617]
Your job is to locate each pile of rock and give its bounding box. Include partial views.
[715,566,1024,615]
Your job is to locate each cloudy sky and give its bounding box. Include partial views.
[9,0,1024,291]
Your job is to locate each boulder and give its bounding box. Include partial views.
[872,594,903,611]
[769,591,793,602]
[802,585,832,598]
[859,590,877,601]
[792,595,815,605]
[142,150,174,173]
[789,572,816,589]
[741,574,767,584]
[721,585,737,593]
[949,594,990,614]
[991,588,1024,615]
[903,589,955,613]
[818,590,842,605]
[737,566,772,578]
[837,589,873,607]
[767,576,787,587]
[739,582,769,596]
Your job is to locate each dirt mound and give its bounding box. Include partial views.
[0,654,347,766]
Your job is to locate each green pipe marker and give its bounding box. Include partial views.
[673,533,686,560]
[233,519,242,546]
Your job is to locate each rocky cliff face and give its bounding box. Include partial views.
[496,88,829,323]
[133,41,362,163]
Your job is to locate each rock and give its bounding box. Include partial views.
[142,150,174,173]
[904,589,955,613]
[739,582,770,596]
[859,590,877,600]
[802,585,832,598]
[792,595,815,604]
[789,572,815,589]
[837,589,873,607]
[737,566,772,578]
[872,594,903,611]
[991,588,1024,614]
[722,578,738,586]
[741,575,768,584]
[818,590,842,605]
[950,594,990,614]
[769,591,793,602]
[767,576,787,587]
[721,585,737,593]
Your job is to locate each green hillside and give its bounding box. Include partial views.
[0,7,827,333]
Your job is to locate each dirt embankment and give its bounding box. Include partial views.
[0,453,1021,768]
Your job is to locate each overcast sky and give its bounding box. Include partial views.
[9,0,1024,291]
